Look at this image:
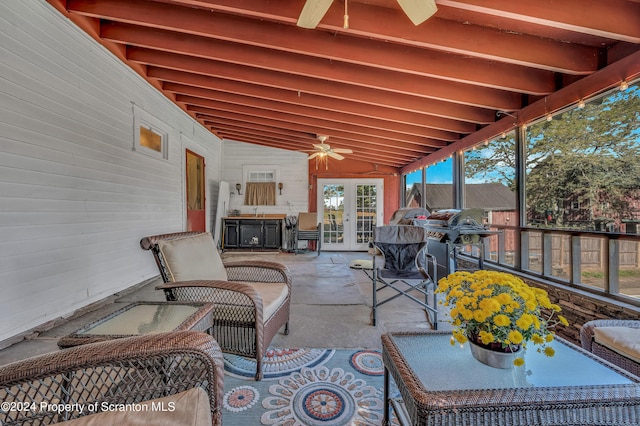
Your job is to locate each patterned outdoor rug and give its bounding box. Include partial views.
[221,348,394,425]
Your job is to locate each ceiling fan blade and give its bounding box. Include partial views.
[333,148,353,154]
[396,0,437,26]
[308,152,319,159]
[327,152,345,160]
[297,0,334,29]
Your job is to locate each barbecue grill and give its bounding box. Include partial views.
[389,207,430,225]
[420,209,501,278]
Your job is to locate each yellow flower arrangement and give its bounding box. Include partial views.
[437,270,569,366]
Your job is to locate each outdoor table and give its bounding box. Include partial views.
[381,331,640,425]
[58,301,215,348]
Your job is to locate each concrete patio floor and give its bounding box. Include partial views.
[0,250,448,366]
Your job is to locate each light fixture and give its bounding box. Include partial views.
[620,80,629,91]
[278,182,284,195]
[522,123,528,130]
[343,0,349,28]
[578,99,585,109]
[500,132,506,139]
[546,114,552,122]
[235,183,242,195]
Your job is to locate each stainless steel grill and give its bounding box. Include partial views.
[419,209,501,278]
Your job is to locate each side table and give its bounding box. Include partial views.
[58,301,215,348]
[382,331,640,425]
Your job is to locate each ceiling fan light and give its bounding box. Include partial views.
[396,0,437,26]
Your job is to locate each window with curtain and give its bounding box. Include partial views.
[244,182,276,205]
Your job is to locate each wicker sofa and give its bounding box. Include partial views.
[580,319,640,377]
[0,332,224,425]
[140,231,292,380]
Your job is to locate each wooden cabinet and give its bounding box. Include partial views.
[222,218,282,250]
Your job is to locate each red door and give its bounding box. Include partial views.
[186,150,206,232]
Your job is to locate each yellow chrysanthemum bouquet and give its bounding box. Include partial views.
[437,270,569,366]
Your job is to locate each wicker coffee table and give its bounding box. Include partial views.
[58,301,215,348]
[382,331,640,425]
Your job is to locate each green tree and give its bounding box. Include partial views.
[525,87,640,228]
[465,85,640,230]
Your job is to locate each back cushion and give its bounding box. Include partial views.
[158,233,228,282]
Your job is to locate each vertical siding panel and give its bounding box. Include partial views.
[222,140,309,215]
[0,0,222,342]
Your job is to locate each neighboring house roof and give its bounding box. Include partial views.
[408,183,516,211]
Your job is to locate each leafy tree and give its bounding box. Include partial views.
[465,85,640,230]
[525,87,640,228]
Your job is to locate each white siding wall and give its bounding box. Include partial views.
[222,141,309,215]
[0,0,222,342]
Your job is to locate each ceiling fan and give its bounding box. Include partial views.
[307,135,353,169]
[297,0,437,29]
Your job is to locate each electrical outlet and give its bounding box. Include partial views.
[287,201,293,206]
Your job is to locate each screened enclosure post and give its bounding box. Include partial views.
[608,238,620,295]
[543,232,553,276]
[571,236,582,284]
[521,231,530,271]
[497,232,505,264]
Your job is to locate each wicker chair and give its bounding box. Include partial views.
[0,332,224,425]
[140,231,291,380]
[580,319,640,377]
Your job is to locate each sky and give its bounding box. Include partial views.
[406,158,453,187]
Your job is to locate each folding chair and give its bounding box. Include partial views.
[369,225,438,328]
[295,212,321,255]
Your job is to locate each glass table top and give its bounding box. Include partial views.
[79,304,201,336]
[390,333,635,391]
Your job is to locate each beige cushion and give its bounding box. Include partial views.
[251,282,289,320]
[59,387,211,425]
[158,233,228,282]
[298,212,318,231]
[594,326,640,364]
[172,281,287,323]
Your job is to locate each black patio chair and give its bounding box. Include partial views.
[369,225,438,328]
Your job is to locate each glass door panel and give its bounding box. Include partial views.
[319,179,383,251]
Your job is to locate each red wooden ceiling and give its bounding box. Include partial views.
[48,0,640,169]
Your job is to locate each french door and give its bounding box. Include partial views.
[318,179,383,251]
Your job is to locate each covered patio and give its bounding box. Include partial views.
[1,1,640,423]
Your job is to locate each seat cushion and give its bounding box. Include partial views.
[179,282,288,324]
[158,232,228,282]
[593,326,640,364]
[59,387,211,425]
[251,282,289,320]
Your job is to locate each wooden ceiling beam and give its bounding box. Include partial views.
[215,132,403,166]
[203,115,437,156]
[171,88,457,144]
[215,131,420,163]
[191,106,443,152]
[132,49,473,135]
[206,119,435,157]
[101,22,522,111]
[438,0,640,44]
[180,94,450,145]
[160,73,492,126]
[151,0,600,74]
[67,0,556,94]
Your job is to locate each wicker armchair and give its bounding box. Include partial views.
[580,319,640,377]
[140,231,291,380]
[0,332,224,425]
